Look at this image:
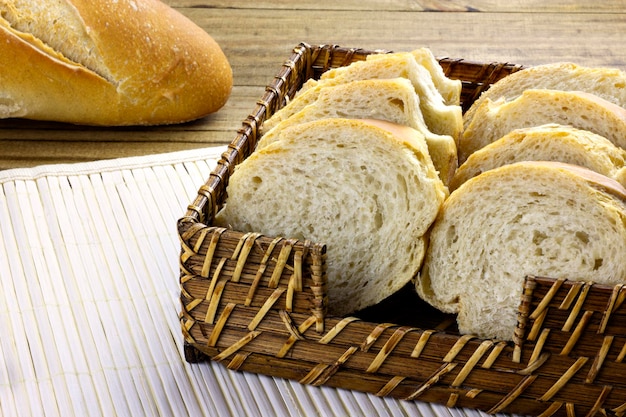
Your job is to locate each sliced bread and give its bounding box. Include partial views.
[416,161,626,341]
[451,124,626,190]
[215,118,447,316]
[463,62,626,129]
[257,78,458,185]
[263,50,462,140]
[366,48,462,106]
[460,89,626,162]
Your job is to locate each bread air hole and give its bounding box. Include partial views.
[594,258,604,270]
[532,230,547,244]
[575,231,590,244]
[446,225,458,244]
[388,98,405,113]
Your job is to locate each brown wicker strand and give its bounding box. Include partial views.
[599,285,623,333]
[404,363,458,401]
[246,237,283,306]
[201,228,225,278]
[318,317,360,344]
[208,303,237,347]
[231,232,262,283]
[612,400,626,415]
[530,278,566,320]
[226,352,250,371]
[276,315,317,358]
[560,310,594,356]
[366,326,415,373]
[585,335,614,384]
[248,288,286,331]
[310,346,360,386]
[376,376,406,397]
[559,281,585,311]
[451,340,495,387]
[481,341,508,369]
[528,308,549,342]
[487,375,538,415]
[205,275,228,324]
[616,340,626,362]
[443,334,477,362]
[268,239,296,288]
[361,323,397,353]
[411,330,435,359]
[538,356,589,402]
[537,401,564,417]
[528,329,551,365]
[213,331,262,362]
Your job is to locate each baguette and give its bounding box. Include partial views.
[215,118,447,316]
[263,50,462,140]
[463,62,626,129]
[416,161,626,341]
[460,89,626,162]
[257,78,457,185]
[451,124,626,190]
[0,0,232,126]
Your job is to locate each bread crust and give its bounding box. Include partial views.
[0,0,232,125]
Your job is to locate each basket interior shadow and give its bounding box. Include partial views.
[178,43,626,416]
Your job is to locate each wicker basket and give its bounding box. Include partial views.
[178,43,626,416]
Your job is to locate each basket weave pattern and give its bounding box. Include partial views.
[178,43,626,416]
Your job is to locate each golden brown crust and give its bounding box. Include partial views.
[526,161,626,201]
[0,0,232,126]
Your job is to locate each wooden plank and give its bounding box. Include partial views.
[181,9,626,69]
[0,140,220,170]
[2,4,626,169]
[167,0,626,13]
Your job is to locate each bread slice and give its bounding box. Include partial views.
[366,48,461,106]
[451,124,626,190]
[215,118,447,316]
[257,78,458,185]
[263,50,462,140]
[416,161,626,341]
[463,62,626,129]
[460,89,626,162]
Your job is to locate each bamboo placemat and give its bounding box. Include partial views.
[0,147,481,417]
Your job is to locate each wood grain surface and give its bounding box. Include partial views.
[2,1,626,169]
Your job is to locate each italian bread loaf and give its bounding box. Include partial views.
[451,124,626,190]
[416,161,626,341]
[215,118,447,316]
[460,89,626,162]
[0,0,232,126]
[463,62,626,129]
[257,78,458,185]
[263,50,462,140]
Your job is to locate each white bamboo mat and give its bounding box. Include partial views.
[0,147,491,417]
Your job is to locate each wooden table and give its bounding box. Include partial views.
[2,1,626,170]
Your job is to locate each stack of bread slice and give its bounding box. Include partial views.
[216,51,626,341]
[417,63,626,341]
[215,49,459,316]
[262,49,463,186]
